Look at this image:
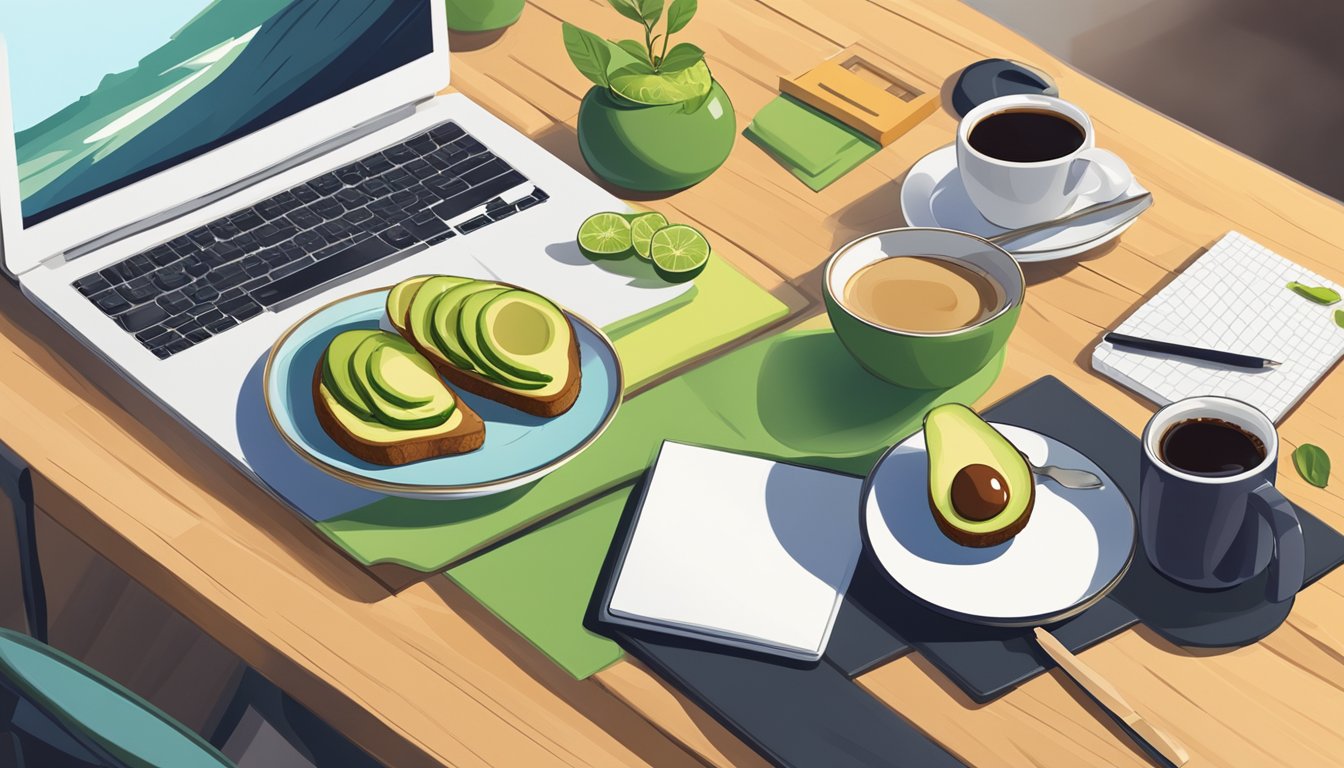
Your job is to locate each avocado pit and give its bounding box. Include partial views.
[950,463,1010,521]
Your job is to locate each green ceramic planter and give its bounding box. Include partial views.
[823,228,1025,390]
[577,82,735,192]
[445,0,524,32]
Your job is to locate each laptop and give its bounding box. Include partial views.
[0,2,686,511]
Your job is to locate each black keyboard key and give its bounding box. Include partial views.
[368,198,402,219]
[455,136,486,155]
[116,277,157,304]
[316,219,356,241]
[205,315,239,333]
[307,173,342,196]
[405,158,437,180]
[255,192,298,219]
[74,274,111,296]
[99,264,128,284]
[516,194,542,211]
[425,176,469,198]
[293,230,328,252]
[334,187,368,209]
[531,187,549,202]
[136,325,169,344]
[208,219,241,240]
[457,214,492,234]
[335,163,365,185]
[407,133,437,154]
[291,184,320,204]
[168,235,195,252]
[118,303,168,332]
[269,257,314,279]
[209,264,249,290]
[223,298,264,321]
[92,290,131,315]
[147,246,178,267]
[152,265,191,291]
[232,232,260,254]
[164,338,193,356]
[431,170,526,221]
[288,206,323,230]
[183,326,212,344]
[446,153,491,177]
[343,207,374,225]
[241,255,269,277]
[126,254,156,277]
[195,308,225,325]
[384,143,417,164]
[181,254,209,277]
[356,215,391,235]
[217,286,246,304]
[277,241,306,261]
[383,168,414,189]
[201,242,244,268]
[463,158,512,186]
[380,225,417,248]
[425,229,457,245]
[251,237,397,307]
[359,178,392,198]
[311,198,344,220]
[360,155,393,176]
[388,189,419,210]
[240,277,269,294]
[230,209,265,231]
[429,122,464,144]
[257,247,287,266]
[150,346,174,360]
[488,206,518,222]
[187,226,215,246]
[166,312,197,330]
[403,210,450,242]
[254,223,283,246]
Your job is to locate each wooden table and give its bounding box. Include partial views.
[5,1,1344,766]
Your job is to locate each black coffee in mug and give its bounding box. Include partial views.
[1159,417,1266,477]
[968,109,1085,163]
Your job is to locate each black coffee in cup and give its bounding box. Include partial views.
[1159,417,1266,477]
[968,109,1085,163]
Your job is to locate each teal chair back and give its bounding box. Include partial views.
[0,627,234,768]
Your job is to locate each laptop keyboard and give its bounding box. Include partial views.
[70,121,550,359]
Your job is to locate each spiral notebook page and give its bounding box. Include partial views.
[1093,231,1344,423]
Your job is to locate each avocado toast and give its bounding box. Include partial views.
[388,275,582,418]
[314,329,485,466]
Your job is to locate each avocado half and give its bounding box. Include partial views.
[924,403,1035,547]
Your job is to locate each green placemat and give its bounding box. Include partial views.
[745,95,881,191]
[446,325,1005,678]
[316,257,790,571]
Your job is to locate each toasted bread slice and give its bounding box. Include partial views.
[312,363,485,466]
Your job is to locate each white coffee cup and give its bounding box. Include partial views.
[956,94,1132,229]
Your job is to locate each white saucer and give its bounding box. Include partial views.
[862,423,1136,626]
[900,145,1148,262]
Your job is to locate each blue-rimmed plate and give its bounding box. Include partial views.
[263,288,622,500]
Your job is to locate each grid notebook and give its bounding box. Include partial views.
[601,442,864,662]
[1093,231,1344,422]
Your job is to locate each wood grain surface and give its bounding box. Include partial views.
[3,1,1343,765]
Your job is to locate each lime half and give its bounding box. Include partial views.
[649,224,711,283]
[577,212,633,259]
[629,212,669,261]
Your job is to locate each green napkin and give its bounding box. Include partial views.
[745,95,880,191]
[446,325,1005,678]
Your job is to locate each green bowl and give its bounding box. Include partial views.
[823,228,1024,390]
[445,0,524,32]
[577,82,735,192]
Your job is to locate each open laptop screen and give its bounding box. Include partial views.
[5,0,432,228]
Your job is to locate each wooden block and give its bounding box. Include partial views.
[780,45,939,146]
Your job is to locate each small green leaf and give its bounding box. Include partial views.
[1287,281,1341,305]
[613,38,651,65]
[636,0,665,25]
[563,23,612,87]
[666,0,697,34]
[1335,309,1344,329]
[1293,444,1331,488]
[658,42,704,72]
[605,0,646,24]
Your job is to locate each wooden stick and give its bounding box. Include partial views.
[1033,628,1190,767]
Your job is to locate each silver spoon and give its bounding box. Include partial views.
[1023,454,1105,490]
[987,191,1153,248]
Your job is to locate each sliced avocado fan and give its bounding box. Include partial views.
[324,330,456,430]
[476,290,569,384]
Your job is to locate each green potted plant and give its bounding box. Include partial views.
[563,0,735,192]
[446,0,525,33]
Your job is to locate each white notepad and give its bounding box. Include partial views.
[602,442,863,662]
[1093,231,1344,423]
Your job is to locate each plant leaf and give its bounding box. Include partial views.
[636,0,665,25]
[609,59,711,105]
[613,38,651,65]
[1287,281,1341,305]
[666,0,697,34]
[1293,443,1331,488]
[659,42,704,72]
[605,0,646,24]
[563,23,613,87]
[1335,309,1344,329]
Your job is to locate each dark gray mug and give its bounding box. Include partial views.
[1139,396,1304,603]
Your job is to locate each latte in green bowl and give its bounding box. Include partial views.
[823,228,1024,389]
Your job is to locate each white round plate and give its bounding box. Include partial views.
[900,145,1147,262]
[862,423,1136,626]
